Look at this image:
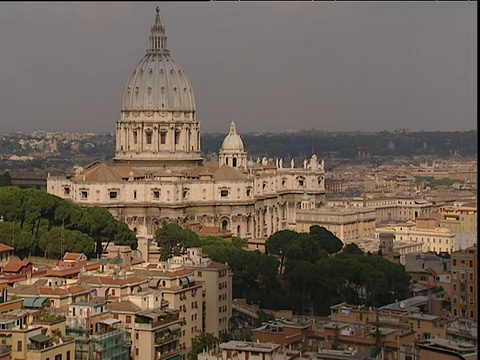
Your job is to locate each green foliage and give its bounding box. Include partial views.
[0,172,12,187]
[415,176,458,188]
[255,310,275,327]
[265,230,297,274]
[0,186,137,259]
[38,227,95,259]
[85,207,137,255]
[231,236,248,249]
[187,333,220,360]
[342,243,364,256]
[309,225,343,255]
[155,222,201,260]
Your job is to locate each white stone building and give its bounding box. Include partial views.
[46,7,326,241]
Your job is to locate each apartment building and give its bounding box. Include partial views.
[66,301,131,360]
[439,204,477,235]
[253,319,311,352]
[0,309,75,360]
[450,247,477,321]
[170,248,233,338]
[375,222,456,254]
[132,265,203,352]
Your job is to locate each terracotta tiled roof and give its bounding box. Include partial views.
[0,243,14,253]
[12,285,40,296]
[107,300,141,313]
[74,163,145,182]
[99,276,146,286]
[213,164,247,181]
[166,268,194,277]
[38,285,90,296]
[187,165,219,178]
[4,260,31,273]
[63,252,84,261]
[207,261,228,269]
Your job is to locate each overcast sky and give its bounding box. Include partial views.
[0,2,476,134]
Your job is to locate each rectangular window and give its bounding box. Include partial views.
[67,351,71,360]
[81,190,88,199]
[133,131,138,144]
[109,191,118,199]
[175,131,180,145]
[220,190,229,197]
[160,132,166,144]
[197,271,202,277]
[146,132,152,144]
[126,315,131,324]
[153,190,160,199]
[17,341,22,351]
[55,355,62,360]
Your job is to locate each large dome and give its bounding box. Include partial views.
[222,121,244,151]
[114,7,203,167]
[121,8,196,113]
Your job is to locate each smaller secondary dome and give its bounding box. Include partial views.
[221,121,244,151]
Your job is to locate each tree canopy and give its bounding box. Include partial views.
[0,186,137,259]
[154,222,201,261]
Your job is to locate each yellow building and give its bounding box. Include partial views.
[294,205,376,241]
[375,222,456,254]
[439,204,477,235]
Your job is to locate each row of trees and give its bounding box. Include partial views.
[0,186,137,259]
[154,223,411,316]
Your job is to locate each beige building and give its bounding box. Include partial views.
[10,326,75,360]
[107,296,182,360]
[132,265,203,351]
[46,7,326,242]
[375,222,456,255]
[170,248,233,338]
[327,194,435,223]
[293,202,376,240]
[439,204,477,235]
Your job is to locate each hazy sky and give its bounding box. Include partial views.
[0,2,476,134]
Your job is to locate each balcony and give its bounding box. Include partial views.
[156,348,182,360]
[155,332,180,347]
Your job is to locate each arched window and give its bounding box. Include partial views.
[232,157,237,167]
[222,220,228,231]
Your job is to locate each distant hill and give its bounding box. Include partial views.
[0,130,476,172]
[203,130,477,160]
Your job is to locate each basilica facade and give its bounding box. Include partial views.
[47,7,326,241]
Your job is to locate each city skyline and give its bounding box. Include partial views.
[0,2,476,134]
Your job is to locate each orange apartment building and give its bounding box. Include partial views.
[450,246,477,321]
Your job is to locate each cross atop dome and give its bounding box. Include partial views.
[149,6,168,54]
